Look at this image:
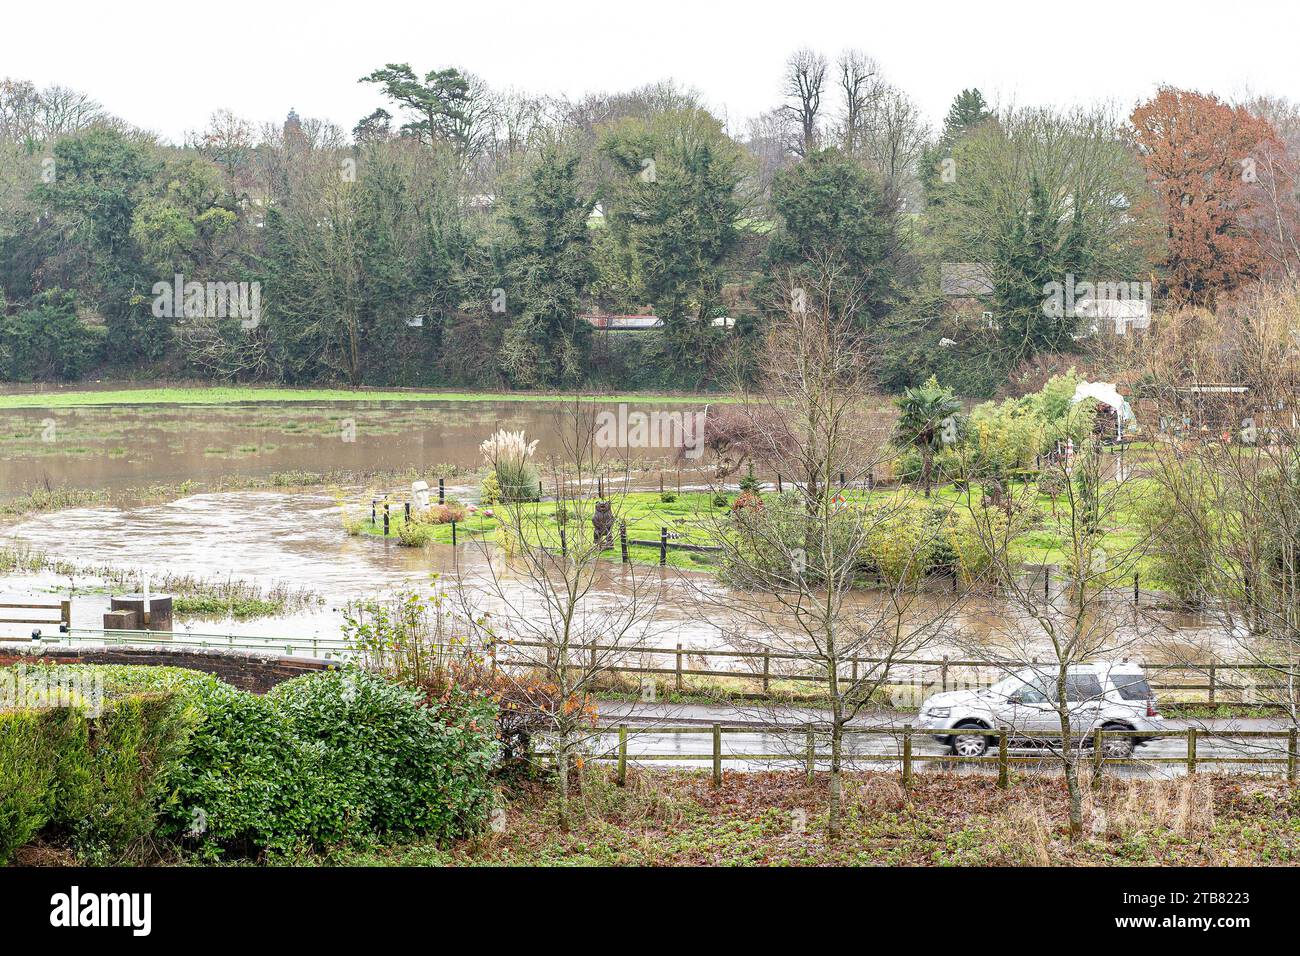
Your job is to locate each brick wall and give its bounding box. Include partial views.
[0,644,338,694]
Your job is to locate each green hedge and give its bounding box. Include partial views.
[0,692,190,864]
[13,664,501,858]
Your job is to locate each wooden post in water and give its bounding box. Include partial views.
[619,520,629,563]
[902,724,913,790]
[998,728,1009,789]
[383,503,390,536]
[618,724,628,786]
[659,527,667,566]
[712,723,722,788]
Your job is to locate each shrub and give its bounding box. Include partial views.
[0,289,103,381]
[660,491,678,503]
[12,665,499,859]
[712,492,729,508]
[0,709,62,863]
[862,497,937,585]
[946,510,1009,586]
[57,693,194,863]
[0,675,192,864]
[397,519,436,548]
[480,429,540,502]
[479,471,501,506]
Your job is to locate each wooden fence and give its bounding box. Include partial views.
[0,598,71,635]
[593,724,1300,788]
[484,637,1299,708]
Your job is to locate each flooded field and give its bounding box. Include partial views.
[0,396,1218,664]
[0,398,715,496]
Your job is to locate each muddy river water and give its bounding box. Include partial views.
[0,398,1222,667]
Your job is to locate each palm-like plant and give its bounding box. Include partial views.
[893,376,962,496]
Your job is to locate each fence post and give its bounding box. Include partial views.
[404,501,410,522]
[712,723,722,788]
[597,476,603,499]
[776,473,783,493]
[998,727,1009,789]
[1208,666,1216,705]
[59,599,71,631]
[383,503,390,536]
[902,724,913,790]
[619,520,629,564]
[451,520,457,546]
[618,724,628,786]
[940,655,950,693]
[1187,728,1198,775]
[659,527,667,566]
[675,643,683,692]
[805,725,815,782]
[1093,726,1104,782]
[762,651,770,693]
[1289,727,1297,785]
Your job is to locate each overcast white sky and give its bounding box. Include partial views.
[3,0,1299,142]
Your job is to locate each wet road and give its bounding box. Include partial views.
[586,703,1298,778]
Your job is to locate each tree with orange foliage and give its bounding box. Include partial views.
[1131,87,1281,307]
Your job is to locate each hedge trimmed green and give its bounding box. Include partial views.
[0,692,190,863]
[5,664,501,859]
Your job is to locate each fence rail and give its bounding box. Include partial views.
[587,723,1300,788]
[6,628,1297,709]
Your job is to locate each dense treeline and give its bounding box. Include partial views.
[1,60,1298,393]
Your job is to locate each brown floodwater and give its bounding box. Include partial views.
[0,399,1220,665]
[0,399,720,497]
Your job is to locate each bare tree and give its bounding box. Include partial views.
[688,260,961,836]
[835,49,880,155]
[781,49,828,158]
[456,403,670,824]
[948,405,1155,840]
[1133,281,1300,736]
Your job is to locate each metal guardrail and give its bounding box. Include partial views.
[8,628,355,659]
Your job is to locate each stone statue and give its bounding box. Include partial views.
[411,480,430,512]
[593,500,615,549]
